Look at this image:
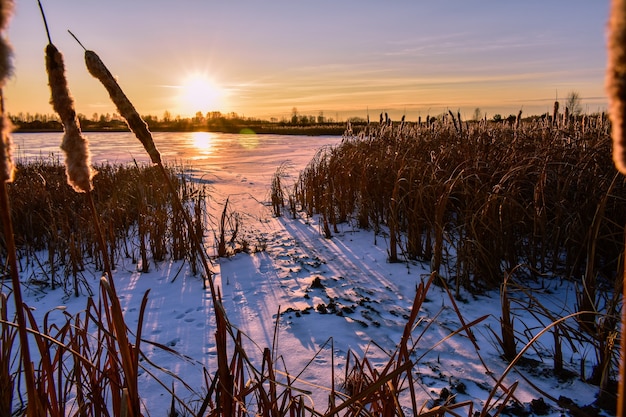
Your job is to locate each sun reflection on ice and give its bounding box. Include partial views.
[190,132,215,157]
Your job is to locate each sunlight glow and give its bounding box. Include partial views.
[189,132,215,157]
[238,128,259,150]
[178,73,224,116]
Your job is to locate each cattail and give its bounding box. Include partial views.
[45,43,94,192]
[0,0,13,182]
[0,0,12,83]
[552,101,559,126]
[0,108,14,182]
[607,0,626,174]
[82,47,161,164]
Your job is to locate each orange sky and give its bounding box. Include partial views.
[4,0,610,122]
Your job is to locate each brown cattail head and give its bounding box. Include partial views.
[0,0,12,88]
[46,44,76,122]
[84,50,161,164]
[60,123,94,193]
[0,0,13,29]
[0,37,12,86]
[515,109,522,130]
[0,109,14,182]
[0,0,13,182]
[45,43,95,192]
[552,101,559,126]
[607,0,626,174]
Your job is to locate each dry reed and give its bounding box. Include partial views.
[0,2,45,415]
[606,0,626,413]
[4,160,203,292]
[298,116,623,292]
[76,35,161,165]
[607,0,626,174]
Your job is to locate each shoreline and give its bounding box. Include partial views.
[12,124,350,137]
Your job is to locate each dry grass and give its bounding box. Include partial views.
[0,159,205,294]
[297,115,624,293]
[293,114,623,412]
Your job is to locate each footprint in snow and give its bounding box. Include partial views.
[167,337,180,347]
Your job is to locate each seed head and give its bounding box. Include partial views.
[45,43,95,192]
[607,0,626,174]
[0,0,14,182]
[85,49,161,164]
[0,111,14,182]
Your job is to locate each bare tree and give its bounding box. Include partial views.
[566,91,583,116]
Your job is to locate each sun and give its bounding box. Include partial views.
[178,73,224,116]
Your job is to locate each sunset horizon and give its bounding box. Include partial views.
[4,1,610,123]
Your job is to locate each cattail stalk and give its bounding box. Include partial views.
[78,38,238,406]
[79,43,218,287]
[0,1,12,183]
[607,0,626,413]
[552,101,559,127]
[78,39,219,287]
[40,4,113,291]
[2,1,44,415]
[45,43,94,193]
[608,0,626,174]
[80,44,161,164]
[0,97,13,182]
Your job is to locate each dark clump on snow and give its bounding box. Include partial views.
[310,276,324,289]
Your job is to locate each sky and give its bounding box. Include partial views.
[3,0,611,121]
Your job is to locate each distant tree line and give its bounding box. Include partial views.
[8,109,353,135]
[8,90,592,135]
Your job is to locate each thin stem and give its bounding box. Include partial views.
[156,164,214,291]
[87,190,115,291]
[156,162,235,412]
[67,30,87,51]
[155,163,232,330]
[0,180,42,416]
[36,0,52,44]
[618,224,626,416]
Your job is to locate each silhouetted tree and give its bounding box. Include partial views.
[566,91,583,116]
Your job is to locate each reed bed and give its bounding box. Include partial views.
[293,115,623,411]
[1,107,620,416]
[0,158,206,295]
[297,114,624,292]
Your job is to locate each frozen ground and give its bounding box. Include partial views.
[10,132,612,416]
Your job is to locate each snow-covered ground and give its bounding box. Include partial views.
[10,132,611,416]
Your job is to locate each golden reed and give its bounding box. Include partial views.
[0,0,13,183]
[607,0,626,174]
[607,1,626,413]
